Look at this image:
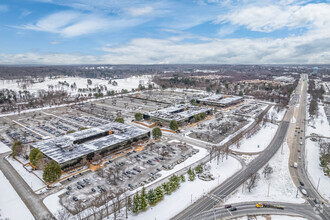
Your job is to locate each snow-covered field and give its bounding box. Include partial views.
[0,142,11,153]
[6,156,46,191]
[306,104,330,137]
[0,75,153,95]
[0,170,34,220]
[231,123,278,153]
[305,104,330,200]
[227,141,305,204]
[305,139,330,201]
[127,156,242,220]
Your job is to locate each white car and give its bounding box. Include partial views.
[301,189,308,195]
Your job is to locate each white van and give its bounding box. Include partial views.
[294,162,298,168]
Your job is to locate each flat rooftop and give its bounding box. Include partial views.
[146,104,212,121]
[198,95,243,105]
[31,122,149,164]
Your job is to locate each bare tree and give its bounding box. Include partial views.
[73,200,84,220]
[262,164,273,178]
[55,208,70,220]
[246,173,260,192]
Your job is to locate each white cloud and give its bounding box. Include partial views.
[216,3,330,33]
[1,31,330,64]
[49,41,60,45]
[0,4,8,13]
[127,6,153,16]
[17,10,142,37]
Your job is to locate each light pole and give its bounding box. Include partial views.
[317,177,320,191]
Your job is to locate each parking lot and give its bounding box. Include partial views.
[59,140,199,213]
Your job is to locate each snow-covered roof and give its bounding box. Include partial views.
[31,122,148,164]
[198,95,243,105]
[146,104,212,121]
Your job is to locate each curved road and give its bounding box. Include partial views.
[191,201,322,220]
[172,120,290,220]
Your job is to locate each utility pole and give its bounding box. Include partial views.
[267,183,270,197]
[317,177,320,191]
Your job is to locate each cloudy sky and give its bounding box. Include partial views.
[0,0,330,64]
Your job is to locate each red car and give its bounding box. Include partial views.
[298,149,301,152]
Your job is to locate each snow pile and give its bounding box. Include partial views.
[305,139,330,201]
[231,123,278,153]
[0,170,34,220]
[227,141,305,204]
[6,157,46,191]
[0,142,11,154]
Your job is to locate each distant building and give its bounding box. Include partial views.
[31,122,150,169]
[143,104,213,126]
[273,76,295,83]
[196,94,243,107]
[312,67,318,76]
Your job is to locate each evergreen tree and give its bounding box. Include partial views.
[180,174,185,182]
[155,186,164,202]
[152,127,162,139]
[115,117,124,123]
[169,120,179,131]
[43,161,61,182]
[29,148,41,165]
[11,141,22,157]
[32,151,44,166]
[147,189,157,206]
[134,112,143,121]
[132,192,140,213]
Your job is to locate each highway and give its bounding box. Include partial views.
[191,201,322,220]
[289,74,330,220]
[173,119,290,220]
[174,74,330,220]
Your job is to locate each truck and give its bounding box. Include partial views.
[294,162,298,168]
[256,203,284,210]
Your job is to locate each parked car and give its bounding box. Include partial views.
[73,196,78,201]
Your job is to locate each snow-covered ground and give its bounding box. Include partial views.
[306,104,330,137]
[0,142,11,153]
[305,104,330,200]
[0,170,34,220]
[121,156,242,220]
[237,215,306,220]
[305,139,330,201]
[231,123,278,153]
[0,75,153,96]
[227,141,305,204]
[266,105,286,121]
[6,156,46,192]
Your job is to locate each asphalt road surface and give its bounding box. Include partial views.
[0,152,52,219]
[289,74,330,220]
[173,120,290,220]
[192,201,322,220]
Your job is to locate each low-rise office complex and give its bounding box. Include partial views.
[31,122,150,169]
[143,104,213,126]
[197,95,243,107]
